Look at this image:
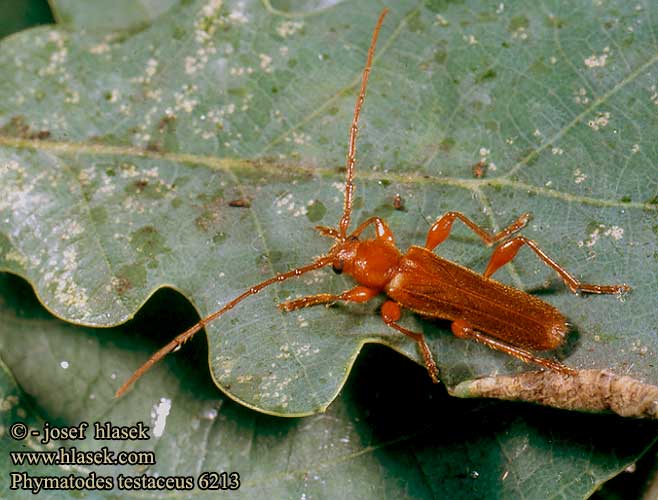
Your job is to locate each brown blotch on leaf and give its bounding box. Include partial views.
[228,198,251,208]
[113,276,133,295]
[393,193,405,211]
[451,369,658,419]
[157,114,176,131]
[1,116,51,140]
[32,130,51,140]
[472,160,488,178]
[133,179,149,192]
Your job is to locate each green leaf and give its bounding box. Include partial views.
[49,0,181,32]
[0,0,53,40]
[0,273,655,499]
[0,0,656,418]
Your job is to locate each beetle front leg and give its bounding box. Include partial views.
[484,236,631,294]
[348,216,395,243]
[278,285,379,312]
[425,211,531,251]
[381,301,439,383]
[450,319,576,374]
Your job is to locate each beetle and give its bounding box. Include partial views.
[116,9,630,397]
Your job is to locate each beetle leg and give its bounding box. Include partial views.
[348,216,395,243]
[381,301,439,383]
[278,285,379,312]
[484,236,631,294]
[451,319,576,374]
[425,211,531,251]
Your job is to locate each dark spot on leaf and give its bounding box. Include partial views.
[440,137,456,152]
[287,58,297,68]
[472,161,488,178]
[586,221,602,235]
[113,276,132,295]
[171,198,183,209]
[372,203,393,218]
[546,16,566,29]
[228,198,251,208]
[125,178,166,199]
[407,11,425,32]
[328,106,340,116]
[0,115,50,140]
[134,179,148,192]
[393,194,405,211]
[173,26,186,40]
[434,48,447,65]
[530,58,548,75]
[620,195,632,203]
[130,226,170,263]
[269,250,283,264]
[228,87,247,97]
[105,168,115,177]
[645,195,658,206]
[485,121,498,131]
[89,206,107,225]
[213,231,227,244]
[425,0,453,14]
[158,114,176,131]
[508,15,529,32]
[306,200,326,223]
[476,69,496,83]
[115,263,147,293]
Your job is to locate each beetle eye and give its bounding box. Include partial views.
[332,260,344,274]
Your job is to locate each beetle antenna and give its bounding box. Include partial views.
[115,256,333,397]
[338,8,389,239]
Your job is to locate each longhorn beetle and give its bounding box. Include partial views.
[116,9,630,397]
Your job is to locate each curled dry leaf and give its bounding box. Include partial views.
[451,369,658,419]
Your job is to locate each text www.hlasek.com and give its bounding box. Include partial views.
[10,446,155,466]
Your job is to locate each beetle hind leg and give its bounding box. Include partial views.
[483,236,631,295]
[451,319,576,375]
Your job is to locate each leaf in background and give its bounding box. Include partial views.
[1,273,656,499]
[50,0,181,32]
[0,0,53,39]
[0,0,656,418]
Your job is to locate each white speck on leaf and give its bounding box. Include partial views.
[259,53,273,73]
[588,111,610,131]
[435,14,449,27]
[277,21,303,38]
[574,168,587,184]
[584,47,610,68]
[151,398,172,437]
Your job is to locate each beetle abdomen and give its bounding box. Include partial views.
[384,246,567,350]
